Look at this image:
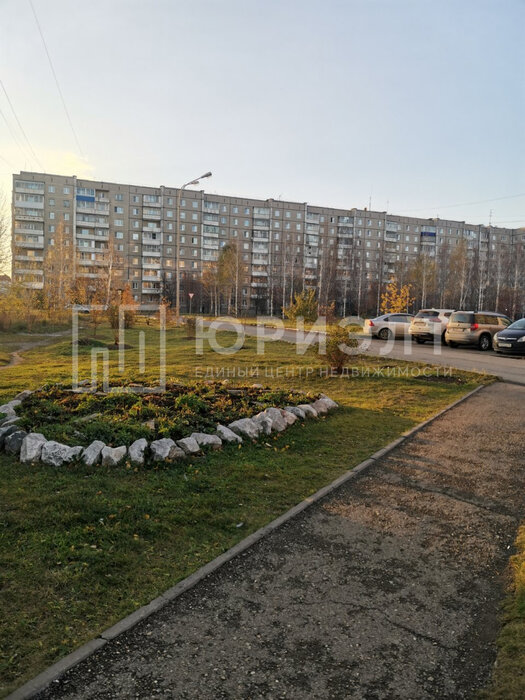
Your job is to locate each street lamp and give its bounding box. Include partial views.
[175,171,212,323]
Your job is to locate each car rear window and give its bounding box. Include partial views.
[508,319,525,330]
[415,310,439,318]
[450,312,474,324]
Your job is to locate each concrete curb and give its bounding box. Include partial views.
[6,383,486,700]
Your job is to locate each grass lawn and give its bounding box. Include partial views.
[0,323,491,696]
[481,524,525,699]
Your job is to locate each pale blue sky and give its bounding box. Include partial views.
[1,0,524,226]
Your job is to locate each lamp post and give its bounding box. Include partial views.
[175,171,212,323]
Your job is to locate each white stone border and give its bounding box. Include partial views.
[0,388,338,468]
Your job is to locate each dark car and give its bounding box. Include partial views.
[494,318,525,355]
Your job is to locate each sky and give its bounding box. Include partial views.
[1,0,524,243]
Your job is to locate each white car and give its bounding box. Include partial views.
[364,313,414,340]
[409,309,454,344]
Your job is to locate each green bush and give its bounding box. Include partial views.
[322,326,359,374]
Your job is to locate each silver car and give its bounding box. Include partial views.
[364,313,414,340]
[409,309,454,344]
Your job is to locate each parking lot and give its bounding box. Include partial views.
[363,336,525,385]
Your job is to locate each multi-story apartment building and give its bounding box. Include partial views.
[11,171,524,315]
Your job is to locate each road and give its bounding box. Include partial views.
[206,322,525,385]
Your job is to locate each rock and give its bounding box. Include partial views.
[0,404,17,419]
[280,409,298,426]
[0,424,21,448]
[311,398,330,415]
[215,424,243,444]
[63,446,83,463]
[20,433,47,463]
[14,389,33,401]
[129,438,148,466]
[263,407,287,432]
[101,445,127,467]
[143,419,156,430]
[1,416,21,428]
[177,436,202,456]
[0,399,21,414]
[5,430,28,455]
[251,383,264,389]
[41,441,71,467]
[252,413,273,435]
[150,438,185,461]
[319,394,338,411]
[190,432,222,450]
[81,440,105,466]
[297,404,318,418]
[285,405,306,420]
[228,418,261,440]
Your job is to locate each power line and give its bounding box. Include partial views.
[0,103,34,166]
[0,152,16,169]
[397,192,525,214]
[28,0,84,159]
[0,79,45,171]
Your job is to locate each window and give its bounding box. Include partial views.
[64,200,70,207]
[48,185,55,193]
[132,195,139,203]
[63,187,70,194]
[49,212,55,219]
[49,225,55,233]
[115,194,123,201]
[114,219,123,226]
[132,233,139,240]
[49,199,55,206]
[114,206,123,214]
[167,210,173,218]
[64,213,70,221]
[192,201,198,209]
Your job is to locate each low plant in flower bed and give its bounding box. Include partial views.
[15,382,319,448]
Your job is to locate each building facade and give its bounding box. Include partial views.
[11,171,524,315]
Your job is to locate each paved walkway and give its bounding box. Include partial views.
[36,382,525,699]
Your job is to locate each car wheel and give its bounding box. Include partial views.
[378,328,392,340]
[448,341,458,348]
[478,334,492,351]
[441,331,448,345]
[415,337,425,344]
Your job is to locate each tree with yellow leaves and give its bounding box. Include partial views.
[380,279,414,314]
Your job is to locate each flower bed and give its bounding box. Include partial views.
[0,383,339,468]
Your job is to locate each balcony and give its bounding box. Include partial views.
[14,254,44,262]
[253,219,270,229]
[251,270,268,277]
[21,281,44,289]
[15,198,44,209]
[143,210,162,221]
[15,212,44,222]
[14,239,44,249]
[15,225,44,235]
[142,261,161,269]
[15,183,44,194]
[142,286,161,294]
[143,226,162,233]
[14,267,43,275]
[251,281,268,288]
[142,275,162,282]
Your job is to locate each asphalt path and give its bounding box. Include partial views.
[205,322,525,385]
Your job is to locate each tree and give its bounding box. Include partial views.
[284,289,318,322]
[0,190,9,276]
[42,219,74,315]
[218,242,242,315]
[380,279,414,314]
